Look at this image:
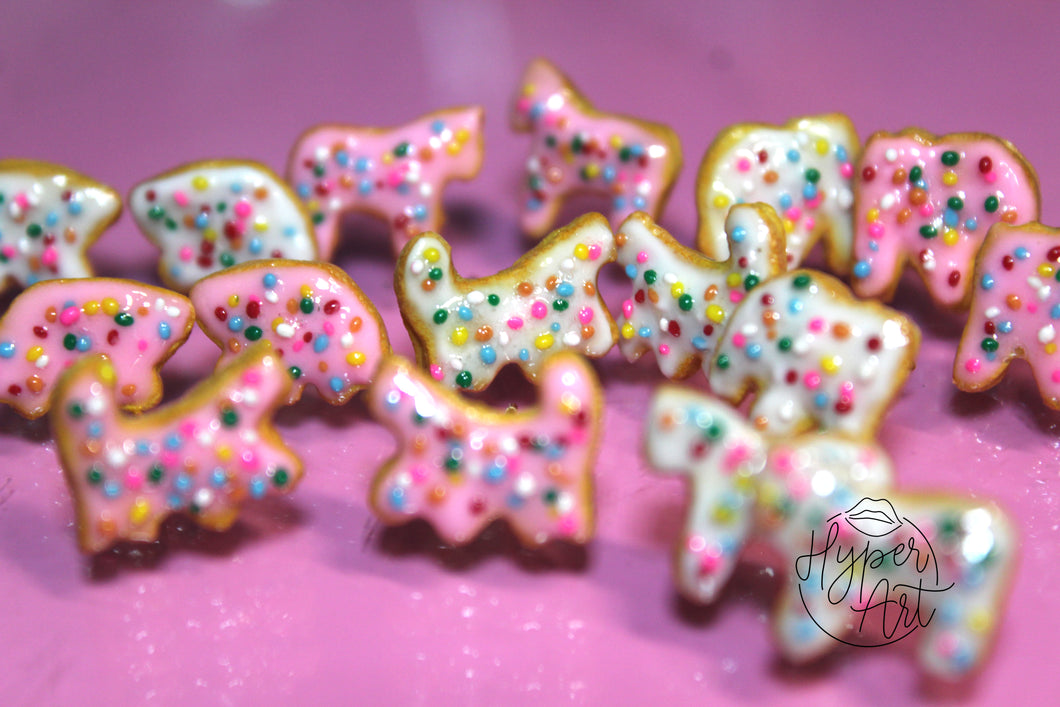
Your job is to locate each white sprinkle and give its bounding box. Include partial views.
[166,306,181,318]
[561,258,574,270]
[341,332,354,348]
[1040,285,1052,301]
[659,317,669,329]
[35,355,49,369]
[106,448,127,467]
[498,332,510,346]
[663,272,677,284]
[154,298,166,311]
[793,337,811,355]
[562,331,580,346]
[448,355,463,370]
[838,189,853,210]
[86,397,104,415]
[467,291,485,305]
[242,389,258,407]
[194,488,214,508]
[555,493,574,514]
[527,156,541,172]
[1040,324,1056,344]
[884,148,898,162]
[314,146,329,161]
[410,260,423,275]
[778,399,795,422]
[395,472,412,488]
[196,431,214,447]
[419,183,433,198]
[879,193,895,211]
[515,473,535,496]
[275,323,295,339]
[740,323,759,337]
[985,306,1001,318]
[1028,276,1043,290]
[860,355,879,380]
[264,290,279,304]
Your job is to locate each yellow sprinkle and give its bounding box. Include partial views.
[621,322,635,339]
[815,138,829,155]
[583,163,600,179]
[706,304,725,323]
[609,135,623,149]
[99,362,116,385]
[227,294,240,307]
[573,243,589,260]
[447,142,462,156]
[382,153,393,165]
[217,445,232,462]
[300,284,312,298]
[307,199,320,212]
[943,229,959,246]
[191,175,209,191]
[451,327,468,346]
[522,82,535,97]
[102,298,120,316]
[203,227,217,243]
[1046,342,1057,355]
[129,498,150,525]
[559,391,582,415]
[346,351,366,366]
[535,333,554,350]
[867,208,880,223]
[967,608,993,634]
[712,504,735,524]
[271,316,285,331]
[820,355,842,374]
[670,283,684,298]
[83,300,100,315]
[725,272,742,288]
[712,193,730,209]
[253,217,268,232]
[1039,263,1055,277]
[783,218,795,234]
[942,170,958,186]
[424,247,440,263]
[455,128,470,144]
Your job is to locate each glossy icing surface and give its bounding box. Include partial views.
[512,58,681,237]
[852,132,1040,307]
[696,115,858,274]
[190,260,390,406]
[396,213,617,391]
[287,107,485,258]
[616,204,785,379]
[0,278,193,418]
[129,161,317,291]
[368,354,600,546]
[0,159,121,292]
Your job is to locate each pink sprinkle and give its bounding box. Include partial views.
[658,343,670,355]
[506,455,522,474]
[985,172,997,184]
[840,162,854,178]
[698,549,721,574]
[386,169,404,188]
[804,217,816,231]
[323,321,335,335]
[935,633,959,658]
[507,316,524,330]
[240,450,259,470]
[787,474,809,500]
[530,301,548,319]
[137,339,148,352]
[615,170,628,183]
[588,244,602,260]
[569,427,587,444]
[621,299,634,318]
[411,464,430,483]
[785,207,802,221]
[1,245,14,259]
[243,369,263,385]
[160,451,179,468]
[736,157,751,172]
[729,291,744,304]
[179,420,197,437]
[557,515,577,536]
[578,306,594,324]
[125,468,144,491]
[636,250,649,264]
[173,190,189,207]
[732,332,746,347]
[179,246,194,262]
[543,112,559,128]
[919,203,933,218]
[723,444,750,472]
[804,195,821,210]
[59,306,81,326]
[515,97,531,113]
[1028,303,1038,314]
[292,340,304,353]
[840,381,854,394]
[14,193,30,210]
[868,223,884,239]
[234,200,252,218]
[804,371,821,389]
[771,448,793,474]
[687,534,707,553]
[41,246,58,267]
[430,365,444,380]
[1051,369,1060,383]
[808,317,825,333]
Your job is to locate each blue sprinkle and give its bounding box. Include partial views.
[951,645,975,673]
[527,197,542,211]
[26,274,38,285]
[793,618,817,642]
[624,264,638,279]
[355,157,371,173]
[284,225,297,238]
[194,212,209,229]
[249,477,266,499]
[638,327,653,338]
[166,494,182,509]
[853,260,871,279]
[835,145,848,162]
[335,150,349,167]
[691,336,708,351]
[1015,247,1031,260]
[998,320,1013,333]
[778,193,792,209]
[602,166,616,183]
[329,376,344,393]
[485,463,506,484]
[633,196,646,210]
[412,204,428,221]
[980,273,995,290]
[985,351,997,362]
[731,226,747,243]
[965,217,978,231]
[789,299,804,314]
[745,343,762,360]
[45,211,59,227]
[458,306,473,321]
[76,336,91,352]
[786,149,800,163]
[556,282,574,297]
[169,265,181,279]
[519,349,530,361]
[249,238,263,255]
[296,183,310,199]
[1051,303,1060,320]
[230,182,244,194]
[103,480,121,499]
[613,196,627,210]
[136,441,151,456]
[869,241,879,252]
[802,183,817,200]
[396,183,409,195]
[67,200,83,216]
[87,421,103,439]
[165,433,182,450]
[388,486,406,510]
[529,103,545,120]
[630,144,645,157]
[174,473,192,493]
[359,179,373,196]
[158,322,171,340]
[814,392,829,408]
[550,322,560,332]
[263,273,277,288]
[914,179,927,190]
[312,334,329,353]
[227,316,244,333]
[211,468,226,487]
[938,601,962,626]
[431,119,445,134]
[479,346,496,365]
[0,342,15,358]
[944,209,959,227]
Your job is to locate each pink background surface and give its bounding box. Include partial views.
[2,1,1059,703]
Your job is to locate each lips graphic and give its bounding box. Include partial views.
[842,497,903,537]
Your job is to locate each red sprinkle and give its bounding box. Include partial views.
[33,326,47,339]
[948,271,961,287]
[107,330,119,345]
[245,300,261,318]
[785,369,798,384]
[1002,255,1015,270]
[861,166,876,182]
[667,320,681,337]
[866,337,881,351]
[979,156,992,174]
[214,307,227,322]
[323,299,340,315]
[8,384,21,396]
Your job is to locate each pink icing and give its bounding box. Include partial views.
[52,349,303,554]
[955,223,1060,408]
[511,58,681,238]
[287,107,485,258]
[189,260,390,406]
[368,354,600,547]
[0,278,193,419]
[852,132,1040,307]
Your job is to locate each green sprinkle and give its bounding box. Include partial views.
[981,338,999,352]
[778,337,792,351]
[619,146,632,162]
[909,165,923,183]
[148,205,165,220]
[428,267,443,281]
[245,326,262,341]
[947,196,964,211]
[299,297,314,314]
[455,370,472,388]
[149,465,165,484]
[68,402,84,419]
[433,309,448,325]
[313,164,325,178]
[545,135,557,148]
[744,274,760,291]
[941,150,960,166]
[919,225,938,238]
[394,141,410,158]
[678,293,693,311]
[288,365,302,379]
[553,299,569,312]
[219,252,236,267]
[804,168,820,184]
[216,202,227,213]
[26,223,42,237]
[984,195,999,213]
[543,488,559,505]
[164,217,178,231]
[792,274,812,289]
[706,423,724,440]
[445,456,461,471]
[114,312,134,327]
[487,294,500,306]
[63,333,77,351]
[221,407,239,427]
[644,269,657,285]
[86,467,103,485]
[272,468,290,487]
[312,212,325,225]
[716,353,730,369]
[571,135,584,153]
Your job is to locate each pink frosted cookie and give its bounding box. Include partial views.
[645,389,1016,679]
[0,159,121,293]
[190,260,390,406]
[287,106,485,258]
[955,221,1060,407]
[852,130,1040,307]
[710,270,920,437]
[396,213,617,391]
[52,346,303,554]
[0,278,193,419]
[368,353,600,547]
[512,58,682,238]
[696,114,858,274]
[616,204,786,379]
[129,160,318,292]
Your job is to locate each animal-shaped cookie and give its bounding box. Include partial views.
[368,353,600,547]
[852,130,1040,308]
[129,160,318,292]
[52,346,302,554]
[0,159,121,294]
[0,278,193,418]
[646,389,1016,679]
[512,58,682,238]
[955,221,1060,407]
[190,260,390,406]
[287,106,485,258]
[696,114,858,274]
[396,213,617,391]
[710,270,920,437]
[616,204,786,379]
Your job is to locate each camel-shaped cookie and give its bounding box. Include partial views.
[710,270,920,437]
[52,346,303,554]
[955,221,1060,407]
[851,129,1040,308]
[0,278,193,418]
[396,213,617,391]
[190,260,390,406]
[287,106,485,258]
[511,58,682,238]
[695,114,858,274]
[616,204,786,379]
[646,388,1016,679]
[368,353,600,547]
[129,160,318,292]
[0,159,121,294]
